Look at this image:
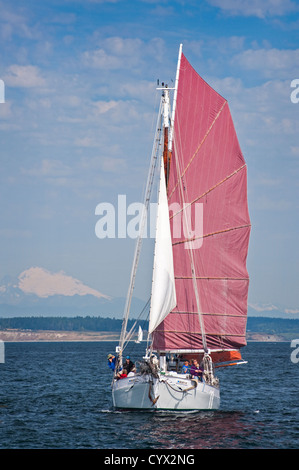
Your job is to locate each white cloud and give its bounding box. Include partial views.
[82,36,166,72]
[100,157,127,173]
[22,159,72,178]
[83,48,123,69]
[0,2,39,40]
[285,308,299,314]
[207,0,298,18]
[233,48,299,77]
[82,37,144,70]
[249,302,279,312]
[4,65,46,88]
[93,100,118,114]
[74,136,98,147]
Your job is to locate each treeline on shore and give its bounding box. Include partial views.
[247,317,299,335]
[0,316,146,332]
[0,316,298,334]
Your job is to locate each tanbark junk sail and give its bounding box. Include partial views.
[111,44,251,410]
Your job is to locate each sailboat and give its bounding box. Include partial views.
[135,326,143,344]
[112,44,251,410]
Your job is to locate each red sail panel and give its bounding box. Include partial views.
[152,53,251,352]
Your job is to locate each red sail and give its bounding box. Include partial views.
[152,53,251,352]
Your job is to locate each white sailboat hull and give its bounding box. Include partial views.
[112,373,220,411]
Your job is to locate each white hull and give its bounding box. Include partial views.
[112,373,220,411]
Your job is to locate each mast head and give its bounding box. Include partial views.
[157,82,175,92]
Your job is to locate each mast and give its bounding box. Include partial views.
[162,43,183,186]
[169,43,182,154]
[162,86,170,183]
[156,83,172,185]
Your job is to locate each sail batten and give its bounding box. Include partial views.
[175,277,249,280]
[152,52,251,354]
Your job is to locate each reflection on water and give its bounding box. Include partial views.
[137,411,258,449]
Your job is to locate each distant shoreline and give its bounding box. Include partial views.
[0,329,120,342]
[0,329,293,342]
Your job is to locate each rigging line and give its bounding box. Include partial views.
[168,100,228,201]
[169,164,247,220]
[172,224,251,246]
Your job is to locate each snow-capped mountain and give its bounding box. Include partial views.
[0,267,108,302]
[17,267,110,299]
[0,267,136,317]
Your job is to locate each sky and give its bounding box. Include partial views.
[0,0,298,315]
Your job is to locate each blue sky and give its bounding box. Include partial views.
[0,0,298,314]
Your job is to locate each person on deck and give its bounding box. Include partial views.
[117,369,127,380]
[127,367,136,377]
[190,359,203,380]
[123,356,135,374]
[181,360,191,374]
[107,354,117,372]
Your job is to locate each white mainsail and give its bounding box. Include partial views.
[148,155,177,334]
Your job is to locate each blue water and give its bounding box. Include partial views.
[0,341,298,449]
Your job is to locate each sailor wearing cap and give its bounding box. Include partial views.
[107,353,117,371]
[123,355,135,374]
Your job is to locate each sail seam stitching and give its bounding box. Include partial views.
[168,311,247,317]
[155,330,246,337]
[169,164,246,219]
[175,276,249,280]
[172,223,251,245]
[168,100,228,201]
